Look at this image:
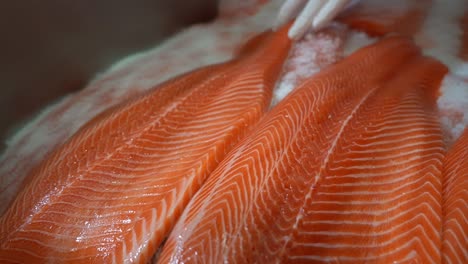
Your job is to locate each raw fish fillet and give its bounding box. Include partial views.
[0,27,291,263]
[2,0,468,215]
[338,0,432,37]
[0,0,287,215]
[158,37,448,263]
[338,0,468,145]
[0,0,467,262]
[339,0,468,75]
[442,128,468,264]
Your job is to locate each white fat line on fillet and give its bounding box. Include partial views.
[443,229,468,255]
[318,178,439,196]
[302,210,439,237]
[309,188,440,209]
[167,139,251,254]
[224,95,322,257]
[352,126,441,140]
[335,146,444,162]
[289,237,435,263]
[306,204,440,227]
[444,215,468,236]
[348,133,442,147]
[276,85,379,256]
[326,160,443,179]
[444,193,468,208]
[442,240,468,263]
[293,230,438,257]
[347,141,444,154]
[361,117,439,131]
[328,153,441,171]
[320,170,440,189]
[442,242,464,264]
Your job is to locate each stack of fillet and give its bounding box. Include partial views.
[0,24,466,264]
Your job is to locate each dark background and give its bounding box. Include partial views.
[0,0,218,143]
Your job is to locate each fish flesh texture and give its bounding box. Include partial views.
[0,0,292,215]
[0,26,291,263]
[337,0,432,38]
[338,0,468,71]
[0,0,286,215]
[158,36,448,263]
[0,0,466,262]
[2,0,468,214]
[442,128,468,264]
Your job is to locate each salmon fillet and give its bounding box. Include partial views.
[442,128,468,264]
[0,1,466,262]
[0,27,291,263]
[3,0,468,215]
[338,0,432,37]
[158,36,448,263]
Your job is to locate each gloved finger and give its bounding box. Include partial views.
[288,0,327,39]
[274,0,308,30]
[312,0,349,30]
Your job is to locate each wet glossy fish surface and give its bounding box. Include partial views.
[0,27,292,263]
[442,129,468,264]
[158,37,449,263]
[0,0,467,263]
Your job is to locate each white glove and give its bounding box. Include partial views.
[274,0,357,39]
